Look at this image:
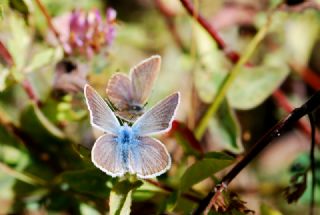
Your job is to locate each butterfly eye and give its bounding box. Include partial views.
[132,105,143,111]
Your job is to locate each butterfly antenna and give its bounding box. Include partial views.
[105,97,117,111]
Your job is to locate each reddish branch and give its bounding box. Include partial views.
[155,0,187,52]
[0,40,41,106]
[180,0,240,63]
[0,40,14,66]
[290,63,320,90]
[34,0,62,46]
[171,120,204,154]
[273,90,320,144]
[22,79,41,106]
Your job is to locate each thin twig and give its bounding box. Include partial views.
[145,179,201,203]
[204,182,226,215]
[180,0,225,49]
[290,63,320,90]
[22,79,42,106]
[155,0,188,52]
[0,162,48,186]
[34,0,63,46]
[308,113,316,215]
[0,40,14,66]
[180,0,240,62]
[193,91,320,214]
[273,90,320,144]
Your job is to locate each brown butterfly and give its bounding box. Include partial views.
[106,55,161,122]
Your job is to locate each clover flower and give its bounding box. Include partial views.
[62,8,117,59]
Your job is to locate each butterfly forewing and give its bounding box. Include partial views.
[106,73,132,111]
[132,92,180,136]
[131,55,161,105]
[128,136,171,178]
[92,134,126,177]
[84,84,120,134]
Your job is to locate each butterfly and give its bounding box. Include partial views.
[84,84,180,178]
[106,55,161,122]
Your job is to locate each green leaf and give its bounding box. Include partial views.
[209,100,243,153]
[285,11,320,66]
[0,84,29,124]
[60,168,113,198]
[165,190,179,212]
[7,13,31,71]
[227,50,290,110]
[9,0,30,18]
[180,152,234,192]
[24,48,55,73]
[132,181,160,202]
[109,179,143,215]
[260,203,283,215]
[0,68,10,92]
[20,103,66,141]
[19,103,84,169]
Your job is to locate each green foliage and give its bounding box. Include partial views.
[209,100,243,153]
[60,168,113,198]
[227,49,290,110]
[109,179,143,215]
[1,0,320,214]
[180,152,234,192]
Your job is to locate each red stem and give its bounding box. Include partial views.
[290,63,320,90]
[0,40,14,67]
[180,0,241,63]
[34,0,63,46]
[180,0,225,49]
[272,90,320,144]
[22,79,41,106]
[171,120,204,154]
[155,0,187,52]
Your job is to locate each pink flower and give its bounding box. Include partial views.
[61,8,117,59]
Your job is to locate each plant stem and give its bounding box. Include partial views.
[193,90,320,214]
[22,79,42,106]
[180,0,225,50]
[290,63,320,90]
[195,19,270,139]
[0,162,47,186]
[155,0,188,52]
[308,113,316,215]
[273,90,320,144]
[145,179,201,202]
[34,0,63,46]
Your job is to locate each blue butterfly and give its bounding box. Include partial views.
[84,84,180,178]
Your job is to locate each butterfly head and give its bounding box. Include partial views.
[128,103,144,114]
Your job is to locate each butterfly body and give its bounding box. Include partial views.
[115,124,137,170]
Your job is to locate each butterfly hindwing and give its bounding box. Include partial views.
[130,55,161,105]
[91,134,126,177]
[84,84,120,134]
[128,136,171,178]
[132,92,180,136]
